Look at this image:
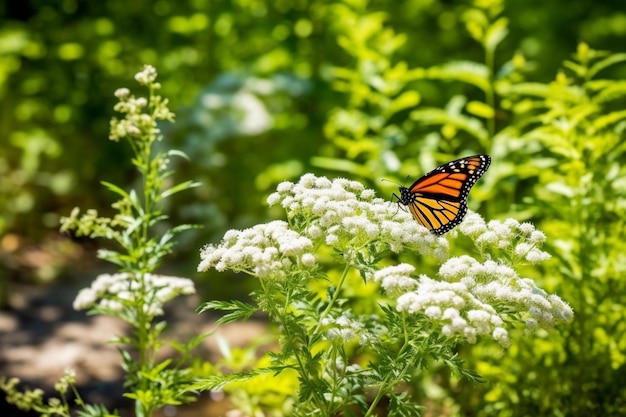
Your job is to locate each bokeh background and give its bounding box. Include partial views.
[2,0,626,416]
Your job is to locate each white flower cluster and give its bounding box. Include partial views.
[372,263,419,296]
[396,256,574,347]
[197,220,316,279]
[320,313,367,345]
[109,65,172,143]
[134,65,158,86]
[397,274,509,346]
[458,212,551,263]
[73,273,195,317]
[266,174,449,259]
[319,312,388,347]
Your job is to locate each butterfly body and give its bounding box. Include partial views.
[394,155,490,235]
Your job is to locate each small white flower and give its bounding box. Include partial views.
[276,181,294,193]
[305,225,323,239]
[519,222,536,234]
[135,97,148,108]
[530,230,546,244]
[100,299,123,312]
[443,307,460,320]
[266,192,280,206]
[135,65,158,85]
[503,218,520,229]
[360,189,376,200]
[325,233,339,246]
[372,264,417,295]
[458,211,488,235]
[114,88,130,99]
[492,327,510,347]
[515,242,532,257]
[476,230,498,246]
[72,288,98,310]
[301,253,316,267]
[464,327,477,344]
[424,305,442,319]
[525,248,551,263]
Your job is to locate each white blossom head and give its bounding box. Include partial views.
[198,220,316,280]
[73,273,195,318]
[266,174,449,261]
[458,211,551,264]
[396,257,573,347]
[372,263,418,296]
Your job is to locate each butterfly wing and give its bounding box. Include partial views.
[397,155,490,235]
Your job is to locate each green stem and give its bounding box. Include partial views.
[135,271,153,417]
[313,262,351,336]
[364,315,412,416]
[484,44,496,142]
[261,277,329,413]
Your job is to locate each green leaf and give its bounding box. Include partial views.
[384,90,421,119]
[128,189,144,215]
[466,100,495,118]
[189,370,262,391]
[161,180,202,199]
[498,81,552,99]
[388,391,425,417]
[310,156,373,177]
[593,109,626,131]
[166,149,191,160]
[484,17,509,53]
[410,107,489,143]
[76,403,116,417]
[592,81,626,104]
[197,300,257,324]
[100,181,130,199]
[424,61,490,93]
[587,52,626,79]
[155,359,172,374]
[97,249,125,265]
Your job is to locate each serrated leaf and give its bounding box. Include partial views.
[188,370,261,391]
[388,391,425,417]
[197,300,257,324]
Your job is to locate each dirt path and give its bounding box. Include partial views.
[0,280,268,416]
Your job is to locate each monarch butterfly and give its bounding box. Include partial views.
[393,154,490,235]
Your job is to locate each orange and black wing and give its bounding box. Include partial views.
[396,155,490,235]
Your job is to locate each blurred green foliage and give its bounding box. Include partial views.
[2,0,626,415]
[2,0,625,262]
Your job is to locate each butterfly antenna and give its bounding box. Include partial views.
[380,178,403,187]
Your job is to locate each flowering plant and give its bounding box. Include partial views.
[1,66,201,417]
[197,173,573,416]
